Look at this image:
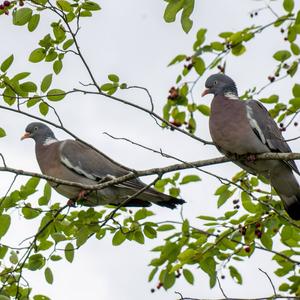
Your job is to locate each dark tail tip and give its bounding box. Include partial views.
[156,198,186,209]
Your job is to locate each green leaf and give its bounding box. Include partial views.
[181,0,194,33]
[283,0,294,12]
[148,267,158,282]
[64,243,74,263]
[34,295,51,300]
[22,206,41,219]
[28,253,45,270]
[168,54,186,66]
[163,0,184,23]
[3,87,16,105]
[133,230,145,244]
[292,84,300,97]
[41,74,53,93]
[211,41,224,51]
[163,270,175,290]
[229,265,243,284]
[57,0,73,12]
[0,128,6,138]
[261,232,273,250]
[197,104,210,116]
[112,230,126,246]
[81,1,101,11]
[183,269,194,284]
[62,39,74,50]
[193,57,205,75]
[108,74,119,82]
[260,95,278,104]
[291,43,300,55]
[143,225,157,239]
[13,8,33,26]
[20,81,37,93]
[29,48,46,63]
[180,174,201,184]
[44,267,53,284]
[0,215,11,238]
[1,54,14,72]
[241,191,258,213]
[39,102,49,116]
[53,60,63,74]
[28,14,40,32]
[47,89,65,101]
[217,189,235,208]
[231,44,246,56]
[157,224,175,231]
[134,208,154,221]
[273,50,291,62]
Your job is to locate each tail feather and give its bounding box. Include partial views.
[136,187,185,209]
[270,163,300,220]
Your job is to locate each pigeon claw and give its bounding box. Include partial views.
[77,190,88,201]
[246,154,257,162]
[67,199,76,207]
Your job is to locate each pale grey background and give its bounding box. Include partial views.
[0,1,299,299]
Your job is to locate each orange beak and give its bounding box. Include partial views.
[21,132,30,140]
[201,88,210,97]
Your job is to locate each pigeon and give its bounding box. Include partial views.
[202,73,300,220]
[21,122,185,209]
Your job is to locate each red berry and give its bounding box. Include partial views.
[245,246,251,253]
[255,223,261,228]
[255,229,262,238]
[3,1,10,6]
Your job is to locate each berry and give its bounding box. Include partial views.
[186,56,191,61]
[245,246,251,253]
[168,86,178,100]
[221,275,225,279]
[268,76,275,82]
[280,28,285,33]
[279,123,284,128]
[250,13,253,18]
[294,122,298,127]
[150,288,155,293]
[156,282,163,289]
[0,4,4,9]
[19,0,24,5]
[233,199,239,204]
[255,223,261,228]
[284,37,288,41]
[254,11,258,16]
[3,1,10,6]
[255,229,262,238]
[4,9,8,14]
[234,204,240,209]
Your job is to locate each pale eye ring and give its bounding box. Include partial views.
[34,126,38,131]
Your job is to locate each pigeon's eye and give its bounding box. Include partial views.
[34,126,38,131]
[214,80,218,85]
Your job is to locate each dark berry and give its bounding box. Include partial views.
[4,9,8,14]
[255,223,261,228]
[3,0,10,6]
[221,275,225,279]
[168,86,178,100]
[268,76,275,82]
[234,205,240,209]
[129,209,133,214]
[255,229,262,238]
[245,246,251,253]
[19,0,24,5]
[280,28,284,33]
[279,123,284,128]
[0,4,4,9]
[233,199,239,204]
[254,11,258,16]
[186,56,191,61]
[157,282,163,289]
[284,37,288,41]
[294,122,298,127]
[150,288,155,293]
[250,13,253,18]
[186,63,193,70]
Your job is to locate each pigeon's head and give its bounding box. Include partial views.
[21,122,56,144]
[202,73,238,97]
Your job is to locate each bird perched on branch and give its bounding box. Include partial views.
[21,122,185,209]
[202,73,300,220]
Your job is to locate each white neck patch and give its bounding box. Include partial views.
[224,92,239,100]
[43,137,58,146]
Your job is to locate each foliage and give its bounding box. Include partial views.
[0,0,300,299]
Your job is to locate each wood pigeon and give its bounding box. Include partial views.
[21,122,185,209]
[202,73,300,220]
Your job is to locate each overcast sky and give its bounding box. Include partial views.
[1,0,300,299]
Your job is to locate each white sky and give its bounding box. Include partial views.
[1,0,300,299]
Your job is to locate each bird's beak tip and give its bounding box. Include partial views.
[21,132,30,141]
[201,88,210,97]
